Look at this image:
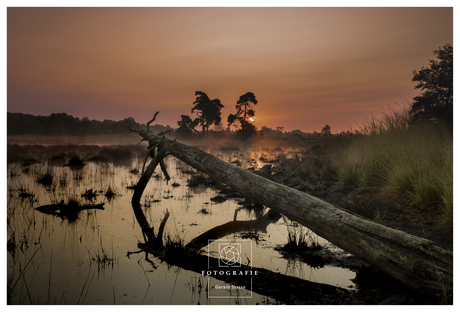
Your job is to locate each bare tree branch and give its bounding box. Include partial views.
[146,111,160,135]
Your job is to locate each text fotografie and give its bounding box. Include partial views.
[201,270,258,276]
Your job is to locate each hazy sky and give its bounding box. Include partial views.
[7,6,453,132]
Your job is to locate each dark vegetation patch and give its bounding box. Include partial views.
[129,168,139,174]
[9,165,20,177]
[210,195,227,203]
[239,231,262,244]
[279,229,321,252]
[49,154,66,165]
[7,143,147,166]
[275,218,326,268]
[181,168,197,174]
[97,146,132,162]
[198,207,210,215]
[21,158,40,167]
[164,234,186,260]
[81,188,98,201]
[66,155,85,167]
[126,183,136,190]
[87,155,111,162]
[36,170,54,187]
[17,187,35,200]
[104,186,118,200]
[186,174,217,187]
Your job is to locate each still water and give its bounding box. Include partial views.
[7,143,356,304]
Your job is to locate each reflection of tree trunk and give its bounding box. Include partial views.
[132,148,167,204]
[130,202,351,304]
[186,210,281,251]
[158,252,351,304]
[132,201,168,247]
[130,128,452,296]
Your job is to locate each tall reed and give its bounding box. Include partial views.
[330,104,453,232]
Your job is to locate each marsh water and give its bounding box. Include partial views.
[7,139,357,304]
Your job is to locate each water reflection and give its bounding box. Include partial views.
[7,143,356,304]
[130,199,350,304]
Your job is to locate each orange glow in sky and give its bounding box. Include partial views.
[7,7,453,133]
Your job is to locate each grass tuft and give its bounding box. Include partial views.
[36,168,54,187]
[164,234,185,260]
[330,103,452,232]
[280,216,321,252]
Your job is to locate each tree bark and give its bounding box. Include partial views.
[132,131,452,296]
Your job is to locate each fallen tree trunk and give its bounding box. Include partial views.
[131,127,452,296]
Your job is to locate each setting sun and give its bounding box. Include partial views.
[249,117,255,122]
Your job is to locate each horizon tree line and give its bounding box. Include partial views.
[7,44,452,138]
[6,112,172,136]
